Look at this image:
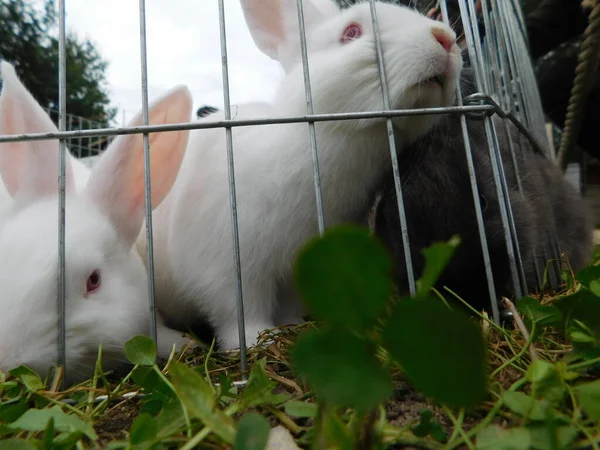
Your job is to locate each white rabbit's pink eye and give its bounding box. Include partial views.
[86,270,101,294]
[341,23,362,44]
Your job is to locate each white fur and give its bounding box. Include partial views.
[0,82,194,385]
[0,61,90,207]
[141,0,464,350]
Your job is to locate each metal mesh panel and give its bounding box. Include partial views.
[0,0,567,387]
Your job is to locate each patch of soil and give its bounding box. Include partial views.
[386,380,452,430]
[94,399,140,445]
[385,379,505,436]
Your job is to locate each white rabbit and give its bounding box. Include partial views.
[0,60,91,207]
[139,0,464,350]
[0,83,194,385]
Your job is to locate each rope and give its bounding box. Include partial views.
[557,0,600,169]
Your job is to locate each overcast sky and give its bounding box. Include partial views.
[35,0,285,126]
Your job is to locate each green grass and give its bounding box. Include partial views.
[1,228,599,449]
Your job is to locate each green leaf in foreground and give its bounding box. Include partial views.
[293,225,393,330]
[516,296,563,329]
[574,379,600,421]
[319,407,355,450]
[284,400,318,418]
[416,235,460,297]
[233,413,270,450]
[54,431,86,450]
[525,360,565,404]
[8,365,44,392]
[129,413,157,446]
[528,424,579,450]
[381,296,487,408]
[153,398,188,440]
[476,425,531,450]
[43,417,55,449]
[217,373,234,401]
[502,391,557,421]
[575,265,600,289]
[554,291,600,356]
[411,409,447,442]
[291,327,392,411]
[590,280,600,297]
[0,398,28,423]
[241,358,288,407]
[167,361,235,444]
[124,335,157,366]
[7,405,97,440]
[0,439,38,450]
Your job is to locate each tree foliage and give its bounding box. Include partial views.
[0,0,116,124]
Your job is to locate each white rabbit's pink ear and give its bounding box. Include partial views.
[0,60,75,203]
[240,0,327,67]
[313,0,341,16]
[240,0,285,61]
[85,85,192,248]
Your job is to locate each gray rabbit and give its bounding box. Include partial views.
[373,67,593,313]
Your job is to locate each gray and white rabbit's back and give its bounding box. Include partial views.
[374,111,537,310]
[526,149,593,274]
[495,117,593,283]
[373,68,592,311]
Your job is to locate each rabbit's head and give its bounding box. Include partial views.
[0,82,192,384]
[241,0,463,139]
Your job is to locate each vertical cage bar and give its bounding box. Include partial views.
[94,123,99,155]
[458,0,524,306]
[495,4,527,125]
[86,119,92,157]
[295,0,326,235]
[479,0,504,105]
[57,0,68,382]
[138,0,158,344]
[506,3,536,132]
[502,0,564,285]
[479,0,527,201]
[218,0,248,375]
[468,0,528,298]
[488,122,529,293]
[473,0,532,298]
[78,116,83,158]
[439,0,500,323]
[502,0,549,149]
[368,0,416,296]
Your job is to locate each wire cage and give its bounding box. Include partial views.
[41,108,112,160]
[0,101,109,164]
[0,0,579,390]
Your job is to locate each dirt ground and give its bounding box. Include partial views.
[91,375,504,448]
[94,399,140,445]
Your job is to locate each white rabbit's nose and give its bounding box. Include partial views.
[431,27,456,53]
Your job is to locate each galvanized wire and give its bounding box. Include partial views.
[457,0,524,302]
[3,0,562,379]
[0,105,500,144]
[56,0,68,385]
[439,0,500,322]
[138,0,158,347]
[295,0,326,236]
[368,0,417,296]
[217,0,248,375]
[477,0,530,295]
[499,0,564,287]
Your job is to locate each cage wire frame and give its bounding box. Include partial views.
[41,108,110,158]
[0,0,565,391]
